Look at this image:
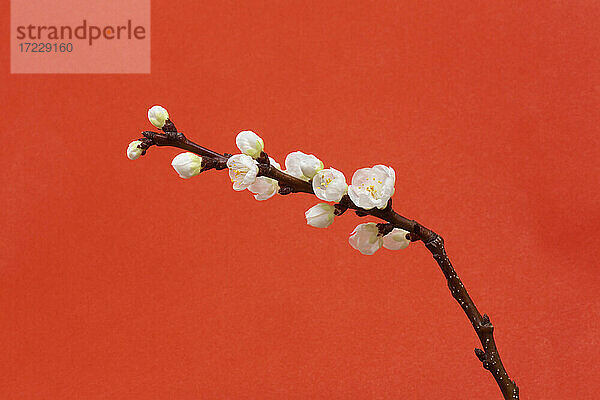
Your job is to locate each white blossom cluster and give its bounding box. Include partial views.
[127,105,410,255]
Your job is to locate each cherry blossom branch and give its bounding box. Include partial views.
[127,106,519,399]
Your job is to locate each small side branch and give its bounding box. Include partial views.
[140,130,229,163]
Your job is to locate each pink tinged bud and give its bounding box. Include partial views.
[349,223,383,255]
[382,228,411,250]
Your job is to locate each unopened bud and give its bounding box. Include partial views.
[235,130,264,158]
[171,152,203,179]
[147,105,169,129]
[127,140,143,160]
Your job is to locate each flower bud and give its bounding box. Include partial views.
[349,223,383,255]
[300,155,324,179]
[235,130,264,158]
[382,228,411,250]
[171,152,203,179]
[147,105,169,129]
[305,203,335,228]
[127,140,143,160]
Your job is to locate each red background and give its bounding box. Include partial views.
[2,1,599,398]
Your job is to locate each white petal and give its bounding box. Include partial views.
[285,151,309,181]
[227,154,259,191]
[348,164,395,210]
[305,203,335,228]
[349,223,382,255]
[147,105,169,128]
[248,177,279,200]
[383,228,411,250]
[235,130,264,158]
[127,140,143,160]
[299,155,323,179]
[312,168,347,202]
[171,152,203,179]
[351,168,372,183]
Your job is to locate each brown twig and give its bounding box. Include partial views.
[134,124,519,399]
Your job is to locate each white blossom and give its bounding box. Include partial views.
[235,130,264,158]
[171,152,203,179]
[227,154,259,191]
[312,168,347,202]
[349,223,382,255]
[347,165,395,210]
[147,105,169,129]
[284,151,322,181]
[305,203,335,228]
[127,140,143,160]
[300,155,324,179]
[248,157,280,200]
[382,228,411,250]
